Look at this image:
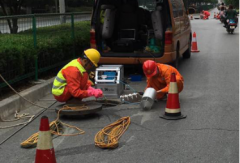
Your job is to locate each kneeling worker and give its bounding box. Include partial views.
[52,49,103,102]
[143,60,184,100]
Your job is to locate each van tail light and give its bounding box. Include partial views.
[165,31,173,44]
[90,29,97,48]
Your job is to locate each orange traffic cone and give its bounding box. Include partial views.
[35,116,57,163]
[191,32,200,52]
[160,73,186,120]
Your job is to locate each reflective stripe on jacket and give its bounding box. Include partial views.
[52,59,86,96]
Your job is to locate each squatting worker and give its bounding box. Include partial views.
[142,60,184,100]
[52,49,103,102]
[203,10,210,19]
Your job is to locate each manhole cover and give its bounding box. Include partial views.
[55,102,102,116]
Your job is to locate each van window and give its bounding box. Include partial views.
[178,1,184,16]
[138,0,156,11]
[170,0,183,18]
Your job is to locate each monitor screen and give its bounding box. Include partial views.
[119,29,136,40]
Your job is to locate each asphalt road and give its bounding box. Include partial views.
[0,8,239,163]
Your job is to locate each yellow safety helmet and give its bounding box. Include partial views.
[84,49,101,67]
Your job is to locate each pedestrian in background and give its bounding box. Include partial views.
[142,60,184,100]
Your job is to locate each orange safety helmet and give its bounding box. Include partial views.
[143,60,158,78]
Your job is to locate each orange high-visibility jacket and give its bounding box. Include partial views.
[146,63,184,93]
[57,58,92,99]
[204,11,210,16]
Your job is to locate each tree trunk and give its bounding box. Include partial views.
[10,18,18,34]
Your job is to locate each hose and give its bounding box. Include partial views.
[95,116,130,149]
[21,105,86,148]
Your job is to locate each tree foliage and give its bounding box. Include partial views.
[183,0,218,7]
[66,0,93,7]
[0,0,25,33]
[224,0,239,8]
[0,0,24,15]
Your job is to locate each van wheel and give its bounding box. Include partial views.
[183,37,191,59]
[172,47,179,68]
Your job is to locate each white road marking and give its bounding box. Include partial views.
[131,111,153,125]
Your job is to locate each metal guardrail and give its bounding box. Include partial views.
[0,12,91,89]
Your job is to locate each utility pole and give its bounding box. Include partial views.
[59,0,66,24]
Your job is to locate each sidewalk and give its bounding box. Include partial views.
[0,77,55,121]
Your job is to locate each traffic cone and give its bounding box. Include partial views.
[160,73,186,120]
[191,32,200,52]
[35,116,57,163]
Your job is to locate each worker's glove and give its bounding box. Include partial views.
[87,89,103,98]
[95,89,103,98]
[87,86,95,91]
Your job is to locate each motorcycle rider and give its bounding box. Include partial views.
[219,2,226,11]
[224,4,238,27]
[219,6,225,22]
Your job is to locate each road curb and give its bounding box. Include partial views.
[0,77,54,121]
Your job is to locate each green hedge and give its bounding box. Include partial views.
[196,5,214,13]
[0,21,91,81]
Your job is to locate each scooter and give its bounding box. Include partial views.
[226,19,237,34]
[219,11,225,23]
[220,17,225,23]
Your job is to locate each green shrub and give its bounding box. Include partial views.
[0,20,90,82]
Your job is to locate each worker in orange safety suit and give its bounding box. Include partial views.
[142,60,184,100]
[203,10,210,19]
[52,49,103,102]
